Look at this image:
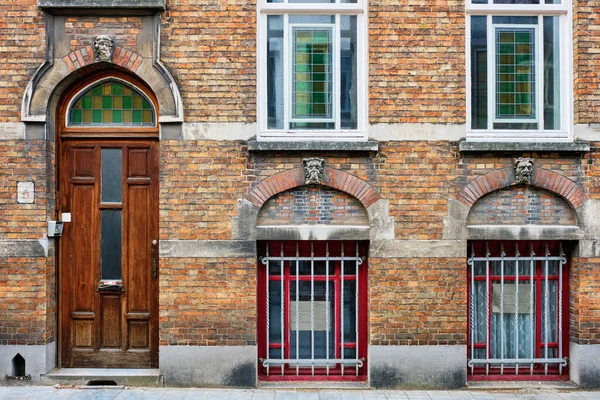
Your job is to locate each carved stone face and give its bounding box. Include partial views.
[94,35,114,62]
[303,158,325,186]
[514,157,534,184]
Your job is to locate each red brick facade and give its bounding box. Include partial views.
[1,0,600,388]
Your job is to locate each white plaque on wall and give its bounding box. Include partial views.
[17,182,34,204]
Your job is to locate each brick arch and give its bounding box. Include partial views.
[245,167,381,209]
[63,46,143,74]
[457,167,589,209]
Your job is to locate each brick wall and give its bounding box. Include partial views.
[571,258,600,344]
[369,258,467,346]
[161,2,257,122]
[257,186,369,226]
[368,1,465,124]
[159,257,256,346]
[0,0,45,122]
[65,16,142,53]
[467,186,578,226]
[574,1,600,125]
[159,140,250,240]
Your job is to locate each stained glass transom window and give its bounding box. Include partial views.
[69,81,155,126]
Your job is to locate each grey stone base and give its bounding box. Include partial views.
[0,342,56,383]
[369,345,466,389]
[570,342,600,388]
[159,345,256,387]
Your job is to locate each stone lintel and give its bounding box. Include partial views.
[37,0,166,10]
[0,240,48,258]
[467,225,583,241]
[256,225,370,241]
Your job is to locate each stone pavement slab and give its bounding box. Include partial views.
[0,387,599,400]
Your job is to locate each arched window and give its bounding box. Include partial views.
[68,79,155,127]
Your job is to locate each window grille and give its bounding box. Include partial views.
[468,241,568,378]
[258,241,367,379]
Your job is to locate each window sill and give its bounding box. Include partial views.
[459,140,590,153]
[248,138,378,152]
[37,0,165,10]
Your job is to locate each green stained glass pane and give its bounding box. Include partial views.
[112,83,122,96]
[71,109,82,123]
[132,110,142,123]
[142,99,151,110]
[499,44,513,53]
[122,96,132,109]
[516,32,531,43]
[313,93,325,103]
[313,54,327,64]
[516,93,530,103]
[313,73,327,82]
[83,110,92,123]
[93,110,102,123]
[91,85,102,96]
[296,82,311,92]
[295,104,310,115]
[499,83,514,92]
[113,110,122,123]
[123,110,132,123]
[132,96,142,109]
[296,65,310,72]
[102,96,112,109]
[313,31,329,43]
[296,43,311,53]
[142,110,152,123]
[82,96,92,109]
[517,55,531,64]
[93,96,102,108]
[516,74,530,82]
[499,65,513,73]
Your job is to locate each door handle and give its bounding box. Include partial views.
[152,240,158,279]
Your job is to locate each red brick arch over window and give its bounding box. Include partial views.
[457,167,589,209]
[245,167,381,209]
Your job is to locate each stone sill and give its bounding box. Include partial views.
[459,140,590,153]
[37,0,166,10]
[248,139,378,152]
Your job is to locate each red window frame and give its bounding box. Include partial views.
[467,241,570,381]
[257,241,368,381]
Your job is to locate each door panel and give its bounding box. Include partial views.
[59,140,158,368]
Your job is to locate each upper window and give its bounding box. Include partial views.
[258,0,366,141]
[466,0,571,141]
[68,80,155,127]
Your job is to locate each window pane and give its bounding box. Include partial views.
[471,16,488,129]
[101,149,122,203]
[291,26,334,122]
[495,27,536,121]
[69,81,155,126]
[544,16,560,130]
[267,15,284,129]
[101,210,122,280]
[494,0,540,3]
[269,280,283,343]
[341,16,358,129]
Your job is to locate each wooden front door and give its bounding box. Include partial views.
[59,139,159,368]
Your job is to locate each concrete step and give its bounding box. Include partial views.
[40,368,162,387]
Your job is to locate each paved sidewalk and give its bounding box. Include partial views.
[0,387,599,400]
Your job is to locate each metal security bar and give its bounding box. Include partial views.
[467,241,568,377]
[260,241,365,378]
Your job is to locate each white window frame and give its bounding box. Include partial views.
[465,0,572,142]
[257,0,367,141]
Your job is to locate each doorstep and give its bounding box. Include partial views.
[257,381,370,390]
[40,368,162,387]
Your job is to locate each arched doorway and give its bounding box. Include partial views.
[57,71,159,368]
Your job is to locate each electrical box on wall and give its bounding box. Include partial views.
[47,221,64,237]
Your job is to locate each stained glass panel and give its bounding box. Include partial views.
[69,81,155,126]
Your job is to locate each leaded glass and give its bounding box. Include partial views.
[495,27,536,120]
[291,26,334,123]
[69,81,155,126]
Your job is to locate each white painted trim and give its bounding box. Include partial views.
[257,1,367,141]
[465,6,572,141]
